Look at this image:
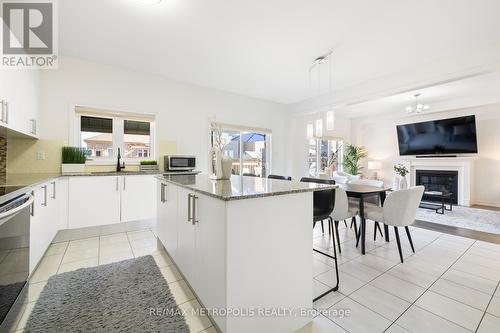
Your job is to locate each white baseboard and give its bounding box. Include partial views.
[471,200,500,208]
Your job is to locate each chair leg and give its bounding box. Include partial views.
[328,219,332,235]
[405,226,415,253]
[321,220,324,234]
[313,221,316,230]
[344,220,348,228]
[394,227,404,263]
[352,216,358,240]
[374,222,377,241]
[334,219,342,254]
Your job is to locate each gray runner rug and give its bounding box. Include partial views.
[26,255,190,332]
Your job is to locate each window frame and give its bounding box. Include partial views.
[209,122,272,178]
[71,105,156,166]
[308,137,344,176]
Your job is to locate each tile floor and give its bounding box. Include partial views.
[9,229,215,333]
[8,222,500,333]
[300,222,500,333]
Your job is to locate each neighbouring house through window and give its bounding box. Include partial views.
[75,107,155,164]
[308,137,343,176]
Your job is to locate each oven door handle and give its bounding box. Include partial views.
[0,194,34,227]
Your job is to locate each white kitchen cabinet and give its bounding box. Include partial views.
[158,182,226,330]
[176,187,197,286]
[29,179,60,273]
[0,68,40,137]
[68,176,121,228]
[193,191,226,315]
[157,180,178,257]
[121,175,157,222]
[56,177,69,230]
[67,175,157,229]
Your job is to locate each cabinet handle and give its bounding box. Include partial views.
[30,119,37,135]
[162,183,167,203]
[123,177,126,191]
[187,194,193,222]
[192,195,199,225]
[42,185,48,206]
[30,191,35,216]
[116,177,119,191]
[51,181,56,199]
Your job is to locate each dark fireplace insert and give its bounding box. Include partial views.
[415,170,458,205]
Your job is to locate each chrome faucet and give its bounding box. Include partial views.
[116,148,125,172]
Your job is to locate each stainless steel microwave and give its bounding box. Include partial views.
[164,155,196,171]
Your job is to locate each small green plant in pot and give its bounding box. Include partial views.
[139,160,159,172]
[342,144,368,176]
[61,147,87,174]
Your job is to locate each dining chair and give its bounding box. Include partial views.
[331,187,359,254]
[364,186,425,263]
[300,177,339,300]
[300,177,336,235]
[268,174,292,181]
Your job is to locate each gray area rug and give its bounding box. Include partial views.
[26,255,190,332]
[416,206,500,234]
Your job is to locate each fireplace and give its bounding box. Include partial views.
[415,170,458,205]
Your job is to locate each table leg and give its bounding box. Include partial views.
[380,191,389,242]
[359,195,366,255]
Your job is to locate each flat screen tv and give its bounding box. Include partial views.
[397,115,478,156]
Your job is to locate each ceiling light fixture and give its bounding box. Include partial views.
[406,93,430,114]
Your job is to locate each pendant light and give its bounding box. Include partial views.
[315,118,323,137]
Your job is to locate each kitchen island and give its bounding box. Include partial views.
[156,174,337,333]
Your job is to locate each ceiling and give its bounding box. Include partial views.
[59,0,500,105]
[337,71,500,118]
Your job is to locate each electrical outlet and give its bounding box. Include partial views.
[36,151,45,160]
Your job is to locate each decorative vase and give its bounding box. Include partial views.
[61,163,85,174]
[209,148,224,180]
[221,156,233,180]
[392,175,400,190]
[399,176,408,190]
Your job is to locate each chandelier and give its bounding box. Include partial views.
[406,93,430,114]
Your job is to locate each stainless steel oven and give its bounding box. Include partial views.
[164,155,196,172]
[0,190,33,331]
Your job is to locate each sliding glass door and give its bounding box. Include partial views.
[211,125,271,177]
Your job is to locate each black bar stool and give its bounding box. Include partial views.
[300,177,339,301]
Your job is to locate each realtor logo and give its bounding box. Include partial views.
[1,0,58,68]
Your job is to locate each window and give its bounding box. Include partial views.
[308,138,343,176]
[75,107,155,164]
[80,116,113,159]
[210,124,271,177]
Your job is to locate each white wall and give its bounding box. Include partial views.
[39,56,288,174]
[351,104,500,207]
[285,112,351,180]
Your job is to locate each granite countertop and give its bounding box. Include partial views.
[157,174,337,201]
[0,171,200,204]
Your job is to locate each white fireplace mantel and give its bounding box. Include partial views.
[395,157,476,206]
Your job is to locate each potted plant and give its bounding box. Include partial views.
[394,164,409,190]
[342,144,367,176]
[140,160,159,172]
[61,147,86,174]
